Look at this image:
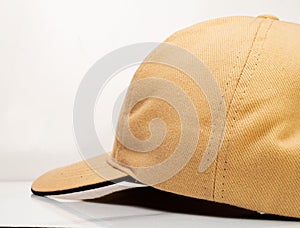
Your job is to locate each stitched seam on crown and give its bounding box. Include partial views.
[212,18,264,201]
[211,50,242,199]
[220,19,274,200]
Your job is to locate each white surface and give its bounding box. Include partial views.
[0,0,300,180]
[1,181,299,227]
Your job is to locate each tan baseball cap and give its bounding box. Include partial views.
[32,15,300,219]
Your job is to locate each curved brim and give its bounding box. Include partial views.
[31,153,142,199]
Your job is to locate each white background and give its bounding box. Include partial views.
[1,0,300,181]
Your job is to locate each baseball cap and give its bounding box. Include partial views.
[32,15,300,219]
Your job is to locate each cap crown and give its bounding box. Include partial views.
[109,16,300,218]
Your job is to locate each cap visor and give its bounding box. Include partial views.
[31,153,143,199]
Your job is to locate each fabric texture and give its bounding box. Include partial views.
[110,15,300,218]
